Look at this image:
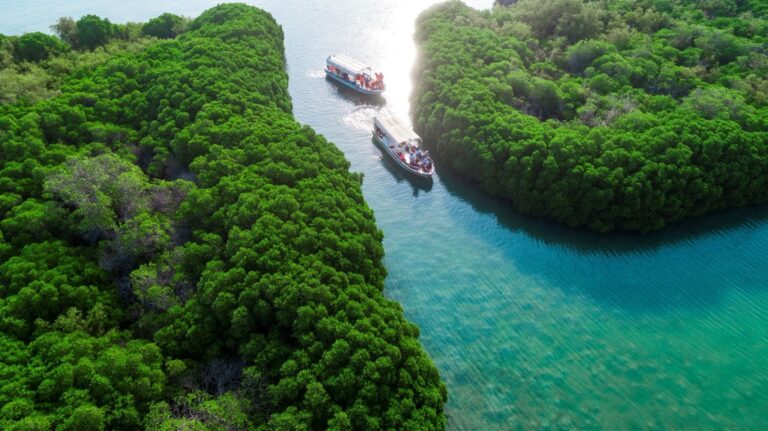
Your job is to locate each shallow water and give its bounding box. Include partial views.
[3,1,768,429]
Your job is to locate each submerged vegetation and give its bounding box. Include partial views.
[413,0,768,232]
[1,4,446,430]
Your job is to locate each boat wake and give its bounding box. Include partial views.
[341,106,378,131]
[306,68,326,79]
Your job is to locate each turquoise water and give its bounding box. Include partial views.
[3,1,768,429]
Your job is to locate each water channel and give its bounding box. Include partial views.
[2,1,768,428]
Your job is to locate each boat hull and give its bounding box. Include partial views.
[326,70,385,96]
[373,133,433,179]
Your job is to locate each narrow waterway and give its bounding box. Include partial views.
[3,1,768,428]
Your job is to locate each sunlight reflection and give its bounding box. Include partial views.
[375,0,493,125]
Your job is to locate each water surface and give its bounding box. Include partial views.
[3,1,768,429]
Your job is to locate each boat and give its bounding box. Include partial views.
[373,116,434,179]
[326,54,385,95]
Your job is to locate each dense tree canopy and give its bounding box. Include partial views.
[14,32,67,62]
[413,0,768,231]
[75,15,115,50]
[141,13,188,39]
[1,4,445,430]
[0,13,160,106]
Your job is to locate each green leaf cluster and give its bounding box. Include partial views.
[141,14,189,40]
[14,32,68,62]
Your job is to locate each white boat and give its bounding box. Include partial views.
[373,116,434,179]
[326,54,385,95]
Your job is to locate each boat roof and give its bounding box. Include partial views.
[375,116,421,145]
[327,54,371,75]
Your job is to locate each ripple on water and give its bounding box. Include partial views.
[340,105,379,131]
[305,68,327,79]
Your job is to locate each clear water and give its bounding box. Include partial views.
[3,1,768,429]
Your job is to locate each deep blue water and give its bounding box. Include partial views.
[3,1,768,429]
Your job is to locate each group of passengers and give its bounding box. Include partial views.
[374,126,433,173]
[398,140,433,173]
[355,72,384,90]
[409,146,433,172]
[326,64,385,91]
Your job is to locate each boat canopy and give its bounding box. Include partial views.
[327,54,372,76]
[375,116,421,146]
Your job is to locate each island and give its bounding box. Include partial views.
[412,0,768,232]
[0,4,446,430]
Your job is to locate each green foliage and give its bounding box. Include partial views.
[51,17,78,47]
[412,0,768,231]
[1,26,156,106]
[60,405,105,431]
[14,32,67,62]
[76,15,115,50]
[144,393,253,430]
[142,13,188,39]
[0,331,165,430]
[511,0,605,43]
[564,39,615,74]
[0,63,56,105]
[0,241,113,339]
[51,15,144,50]
[2,3,445,430]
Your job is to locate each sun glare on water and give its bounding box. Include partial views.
[369,0,492,122]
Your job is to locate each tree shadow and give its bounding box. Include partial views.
[435,163,768,255]
[435,164,768,313]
